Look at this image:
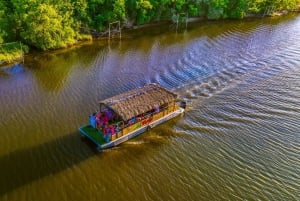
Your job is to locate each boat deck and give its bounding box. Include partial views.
[79,125,106,146]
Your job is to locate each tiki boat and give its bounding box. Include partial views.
[79,83,185,150]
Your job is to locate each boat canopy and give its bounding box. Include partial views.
[99,83,178,121]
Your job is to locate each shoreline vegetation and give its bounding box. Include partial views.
[1,0,300,66]
[0,42,26,66]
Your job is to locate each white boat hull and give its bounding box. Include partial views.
[80,107,184,150]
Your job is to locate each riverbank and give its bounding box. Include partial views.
[72,8,300,42]
[1,8,299,68]
[0,52,23,66]
[0,42,26,67]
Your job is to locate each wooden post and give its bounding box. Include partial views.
[176,14,179,31]
[186,13,188,29]
[108,23,111,40]
[175,13,188,32]
[20,41,24,64]
[119,21,122,40]
[108,21,121,40]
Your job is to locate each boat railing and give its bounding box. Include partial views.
[120,103,179,137]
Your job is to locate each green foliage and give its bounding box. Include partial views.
[72,0,89,24]
[20,3,76,50]
[247,0,300,14]
[188,4,199,17]
[227,0,247,19]
[0,24,5,44]
[0,35,3,44]
[77,34,93,41]
[87,0,108,30]
[205,0,229,19]
[247,0,265,13]
[136,0,153,24]
[173,0,187,11]
[113,0,126,21]
[0,42,24,64]
[0,0,9,43]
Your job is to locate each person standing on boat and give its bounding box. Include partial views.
[103,123,111,142]
[89,113,97,128]
[100,112,109,126]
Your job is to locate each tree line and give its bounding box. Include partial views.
[0,0,299,50]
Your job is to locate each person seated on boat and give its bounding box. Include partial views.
[116,122,124,131]
[137,114,144,121]
[154,104,160,114]
[105,109,114,120]
[109,125,115,135]
[103,124,109,134]
[115,125,120,134]
[99,112,109,126]
[95,112,101,119]
[128,117,136,125]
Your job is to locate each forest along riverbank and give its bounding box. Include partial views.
[1,0,300,66]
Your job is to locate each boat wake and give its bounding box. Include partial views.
[124,140,149,145]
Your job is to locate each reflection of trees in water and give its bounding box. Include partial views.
[124,13,298,49]
[27,43,108,92]
[23,13,298,93]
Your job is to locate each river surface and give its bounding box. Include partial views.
[0,14,300,201]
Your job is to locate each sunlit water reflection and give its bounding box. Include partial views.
[0,14,300,201]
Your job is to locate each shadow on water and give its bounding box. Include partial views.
[0,128,176,198]
[0,132,97,197]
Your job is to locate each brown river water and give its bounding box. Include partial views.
[0,14,300,201]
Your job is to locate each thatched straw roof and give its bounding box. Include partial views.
[100,83,178,121]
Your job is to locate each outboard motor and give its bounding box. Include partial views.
[179,100,187,109]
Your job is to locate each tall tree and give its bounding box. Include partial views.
[20,3,76,50]
[227,0,247,18]
[0,1,6,43]
[113,0,126,21]
[72,0,89,25]
[0,0,18,42]
[136,0,153,24]
[247,0,265,13]
[205,0,229,19]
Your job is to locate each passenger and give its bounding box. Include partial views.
[129,117,136,124]
[102,124,107,135]
[106,109,114,120]
[103,124,110,142]
[89,114,96,128]
[96,112,101,120]
[100,112,109,126]
[104,113,109,124]
[154,104,160,113]
[137,114,144,121]
[109,125,115,135]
